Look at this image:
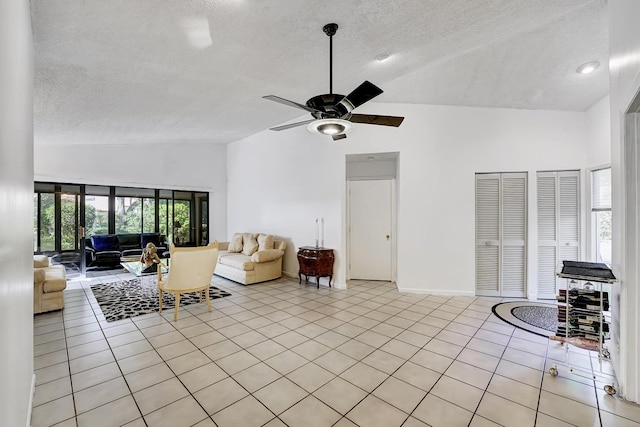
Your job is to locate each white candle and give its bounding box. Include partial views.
[315,217,319,247]
[320,217,324,247]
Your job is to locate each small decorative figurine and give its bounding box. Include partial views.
[140,242,161,273]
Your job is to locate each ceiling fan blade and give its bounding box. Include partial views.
[349,114,404,127]
[341,81,384,110]
[332,134,347,141]
[263,95,321,114]
[269,119,316,131]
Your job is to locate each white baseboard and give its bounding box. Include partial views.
[396,286,476,297]
[282,270,346,289]
[27,373,35,427]
[281,270,297,279]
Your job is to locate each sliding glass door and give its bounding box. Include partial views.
[35,182,210,273]
[34,183,86,277]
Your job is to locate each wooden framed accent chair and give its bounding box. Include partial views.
[157,241,219,321]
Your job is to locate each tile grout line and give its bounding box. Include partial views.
[36,275,629,427]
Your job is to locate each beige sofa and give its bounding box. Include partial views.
[33,255,67,314]
[215,233,286,285]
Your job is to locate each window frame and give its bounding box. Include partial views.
[588,166,612,264]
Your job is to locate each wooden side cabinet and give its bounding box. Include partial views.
[297,246,334,288]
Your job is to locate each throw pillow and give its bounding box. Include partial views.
[242,233,259,256]
[257,234,274,251]
[228,233,244,253]
[141,232,162,248]
[91,234,119,252]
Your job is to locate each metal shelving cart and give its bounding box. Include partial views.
[551,260,617,395]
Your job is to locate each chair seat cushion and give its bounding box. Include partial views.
[94,250,122,258]
[121,249,143,257]
[218,253,255,271]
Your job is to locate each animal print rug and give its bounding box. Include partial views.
[91,279,232,322]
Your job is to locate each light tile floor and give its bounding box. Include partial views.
[31,271,640,427]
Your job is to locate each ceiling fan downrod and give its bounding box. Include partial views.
[323,23,338,95]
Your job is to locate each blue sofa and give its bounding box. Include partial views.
[86,233,167,267]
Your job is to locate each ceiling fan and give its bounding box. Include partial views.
[263,23,404,141]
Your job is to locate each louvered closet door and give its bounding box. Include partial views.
[501,174,527,297]
[537,173,558,299]
[536,171,580,299]
[476,173,527,297]
[476,174,500,296]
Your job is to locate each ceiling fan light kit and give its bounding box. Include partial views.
[263,23,404,141]
[308,118,354,136]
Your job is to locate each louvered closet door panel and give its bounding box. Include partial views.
[560,245,579,264]
[537,246,558,298]
[559,174,580,243]
[537,175,557,241]
[502,175,527,241]
[476,175,500,296]
[502,173,527,297]
[476,177,500,241]
[537,173,559,299]
[476,245,500,295]
[502,246,526,296]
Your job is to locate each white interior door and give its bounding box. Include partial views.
[349,179,393,280]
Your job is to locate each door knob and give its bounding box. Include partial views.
[386,235,390,240]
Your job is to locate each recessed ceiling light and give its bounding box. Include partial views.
[576,61,600,74]
[375,53,391,62]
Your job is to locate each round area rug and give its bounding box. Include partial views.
[492,301,558,338]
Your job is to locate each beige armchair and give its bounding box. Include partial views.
[157,241,219,321]
[33,255,67,314]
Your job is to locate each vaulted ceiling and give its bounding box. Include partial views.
[32,0,609,146]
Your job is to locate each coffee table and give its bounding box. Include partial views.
[121,260,169,286]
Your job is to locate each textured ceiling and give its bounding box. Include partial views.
[32,0,609,146]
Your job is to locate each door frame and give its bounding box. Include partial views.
[346,178,397,282]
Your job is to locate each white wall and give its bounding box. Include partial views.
[227,103,595,294]
[34,143,228,242]
[609,0,640,404]
[0,0,35,425]
[586,95,612,167]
